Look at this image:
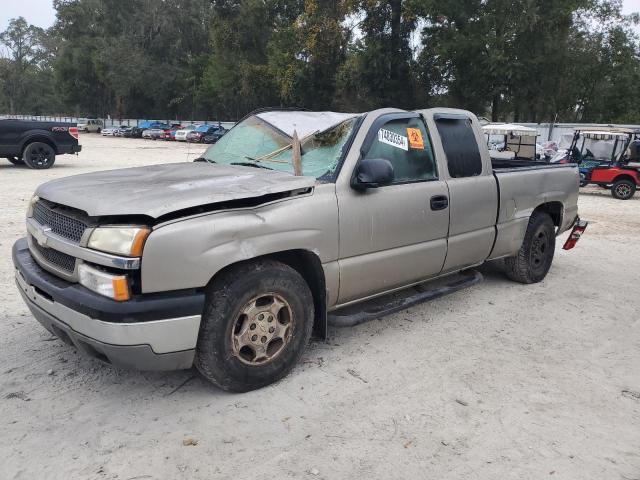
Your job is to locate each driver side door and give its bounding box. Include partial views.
[336,113,450,304]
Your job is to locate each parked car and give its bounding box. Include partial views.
[12,108,585,392]
[187,124,222,143]
[118,126,135,137]
[1,118,81,169]
[203,126,228,144]
[143,127,167,140]
[161,125,184,141]
[101,126,119,136]
[141,124,169,139]
[174,124,198,142]
[130,121,166,138]
[77,118,103,133]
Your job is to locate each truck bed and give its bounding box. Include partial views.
[487,161,579,260]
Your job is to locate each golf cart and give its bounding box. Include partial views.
[563,127,640,200]
[482,123,542,166]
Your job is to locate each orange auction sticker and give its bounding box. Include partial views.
[407,128,424,149]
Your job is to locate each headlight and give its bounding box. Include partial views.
[78,263,130,301]
[88,226,150,257]
[27,194,39,217]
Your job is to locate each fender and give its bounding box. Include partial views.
[139,185,340,298]
[19,130,58,154]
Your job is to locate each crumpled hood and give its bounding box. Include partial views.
[36,162,316,218]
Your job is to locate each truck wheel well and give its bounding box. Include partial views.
[208,250,327,339]
[21,136,58,155]
[533,201,563,227]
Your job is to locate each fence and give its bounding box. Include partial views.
[0,115,236,130]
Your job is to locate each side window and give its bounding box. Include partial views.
[364,117,437,183]
[435,116,483,178]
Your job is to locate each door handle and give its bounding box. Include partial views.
[430,195,449,211]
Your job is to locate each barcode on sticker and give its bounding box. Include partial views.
[378,129,408,151]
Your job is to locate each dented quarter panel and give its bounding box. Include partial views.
[141,183,340,296]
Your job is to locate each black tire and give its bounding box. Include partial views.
[504,211,556,284]
[96,128,101,133]
[195,260,314,392]
[22,142,56,169]
[6,156,24,165]
[611,179,636,200]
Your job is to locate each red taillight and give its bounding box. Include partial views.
[563,219,588,250]
[69,127,79,139]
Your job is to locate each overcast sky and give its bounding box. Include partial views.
[1,0,640,32]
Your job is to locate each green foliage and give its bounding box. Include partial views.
[0,0,639,122]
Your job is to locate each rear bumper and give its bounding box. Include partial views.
[13,238,204,371]
[58,143,82,155]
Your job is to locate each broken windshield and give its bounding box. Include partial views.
[201,114,359,180]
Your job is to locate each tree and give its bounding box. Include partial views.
[336,0,418,111]
[0,17,49,114]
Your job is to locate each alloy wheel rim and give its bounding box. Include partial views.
[231,293,293,365]
[30,146,53,166]
[616,184,631,198]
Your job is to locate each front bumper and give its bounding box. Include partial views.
[13,238,204,371]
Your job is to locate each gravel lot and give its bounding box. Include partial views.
[1,135,639,480]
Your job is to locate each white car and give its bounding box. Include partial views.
[101,127,119,136]
[174,124,198,141]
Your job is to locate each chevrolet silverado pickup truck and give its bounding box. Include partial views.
[1,118,81,169]
[13,108,584,392]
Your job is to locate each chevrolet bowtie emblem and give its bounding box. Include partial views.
[34,226,52,247]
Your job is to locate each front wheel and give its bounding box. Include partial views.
[22,142,56,169]
[6,156,24,165]
[195,260,314,392]
[504,211,556,284]
[611,179,636,200]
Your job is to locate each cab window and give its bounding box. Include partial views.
[364,118,437,183]
[435,116,483,178]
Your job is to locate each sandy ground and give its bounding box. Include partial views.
[0,135,639,480]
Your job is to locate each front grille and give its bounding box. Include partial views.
[31,239,76,274]
[33,201,88,243]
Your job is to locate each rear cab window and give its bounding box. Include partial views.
[364,116,438,183]
[434,115,483,178]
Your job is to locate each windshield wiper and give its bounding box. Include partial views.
[231,161,273,170]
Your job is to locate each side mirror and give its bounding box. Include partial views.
[351,158,394,190]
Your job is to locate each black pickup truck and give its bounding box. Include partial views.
[0,119,82,169]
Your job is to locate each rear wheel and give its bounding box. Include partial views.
[611,179,636,200]
[504,211,556,284]
[22,142,56,169]
[195,260,314,392]
[6,156,24,165]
